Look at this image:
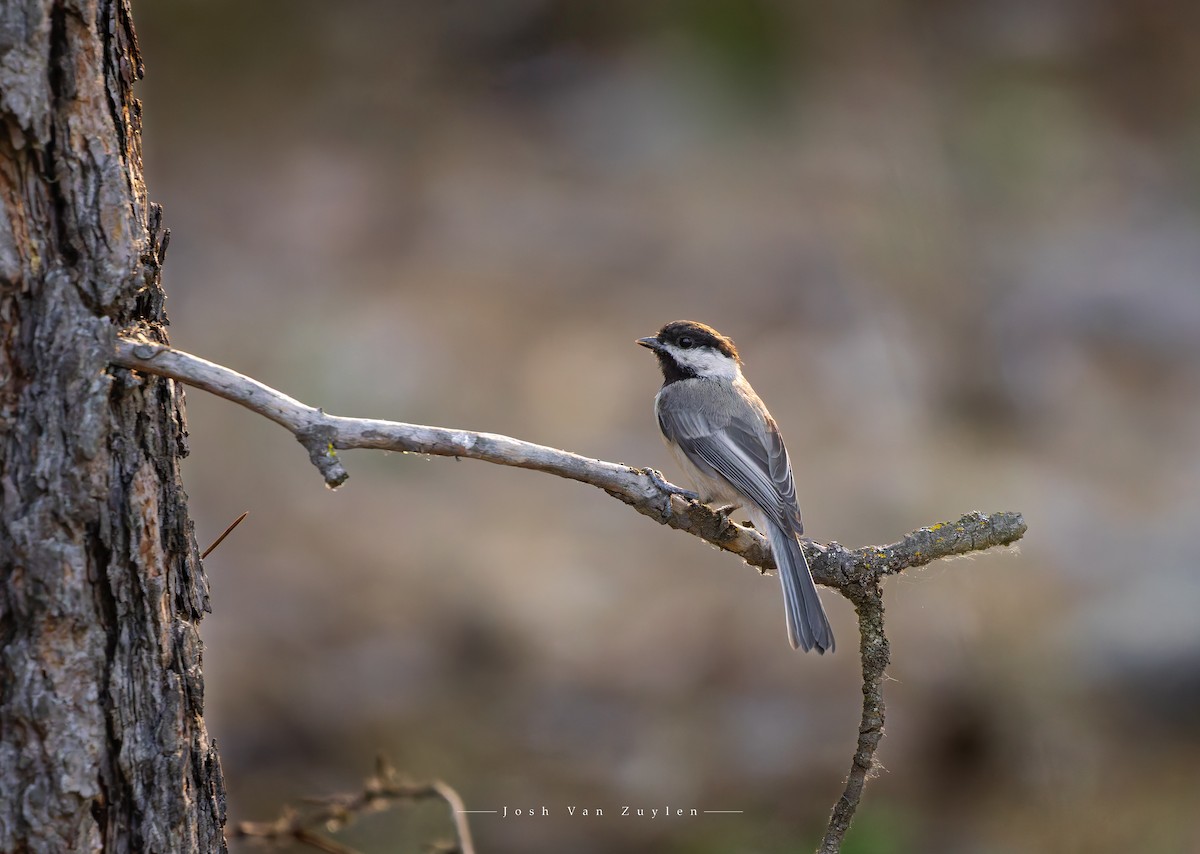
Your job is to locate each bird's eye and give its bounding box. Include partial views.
[678,336,694,349]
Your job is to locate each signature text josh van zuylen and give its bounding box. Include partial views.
[482,805,730,819]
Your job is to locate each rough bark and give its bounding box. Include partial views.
[0,1,226,851]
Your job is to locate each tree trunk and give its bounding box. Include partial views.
[0,1,226,851]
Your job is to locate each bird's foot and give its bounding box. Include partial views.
[645,468,699,500]
[645,469,699,518]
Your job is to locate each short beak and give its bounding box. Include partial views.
[636,336,663,352]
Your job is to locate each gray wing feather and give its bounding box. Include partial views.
[658,406,803,535]
[657,393,832,652]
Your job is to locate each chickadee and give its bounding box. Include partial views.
[637,320,834,653]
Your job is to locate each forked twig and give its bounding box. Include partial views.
[112,336,1026,851]
[234,757,474,854]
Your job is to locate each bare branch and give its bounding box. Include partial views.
[110,336,1028,853]
[110,337,1025,592]
[819,581,888,853]
[233,758,474,854]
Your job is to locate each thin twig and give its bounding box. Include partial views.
[200,510,248,559]
[431,779,476,854]
[234,758,473,854]
[291,828,361,854]
[111,336,1028,853]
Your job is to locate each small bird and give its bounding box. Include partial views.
[637,320,834,653]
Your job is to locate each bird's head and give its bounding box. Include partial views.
[637,320,742,383]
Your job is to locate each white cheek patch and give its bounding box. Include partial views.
[662,344,742,381]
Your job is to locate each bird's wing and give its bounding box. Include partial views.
[658,405,804,535]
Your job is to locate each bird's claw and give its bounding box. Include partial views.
[645,468,698,500]
[645,469,699,518]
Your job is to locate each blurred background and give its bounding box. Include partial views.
[135,2,1200,852]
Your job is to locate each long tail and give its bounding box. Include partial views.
[766,523,835,653]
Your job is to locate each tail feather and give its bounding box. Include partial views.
[766,524,835,653]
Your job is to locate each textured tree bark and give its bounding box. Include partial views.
[0,1,226,851]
